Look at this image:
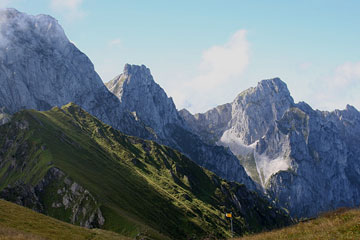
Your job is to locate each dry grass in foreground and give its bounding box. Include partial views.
[0,199,130,240]
[0,226,45,240]
[237,208,360,240]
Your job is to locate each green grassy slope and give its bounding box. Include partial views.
[0,199,129,240]
[237,208,360,240]
[0,103,291,239]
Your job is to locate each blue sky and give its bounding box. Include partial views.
[2,0,360,113]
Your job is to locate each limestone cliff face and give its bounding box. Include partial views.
[179,103,232,145]
[106,64,183,140]
[106,65,257,191]
[181,79,360,218]
[227,78,295,145]
[0,8,152,139]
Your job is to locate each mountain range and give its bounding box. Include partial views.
[0,7,359,238]
[180,78,360,218]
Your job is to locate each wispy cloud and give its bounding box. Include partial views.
[333,62,360,87]
[309,61,360,111]
[108,38,121,47]
[0,0,13,8]
[190,30,249,90]
[168,29,250,113]
[50,0,85,20]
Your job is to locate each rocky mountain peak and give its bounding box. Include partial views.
[107,64,157,99]
[123,64,152,78]
[106,64,182,137]
[345,104,359,114]
[258,77,289,93]
[330,104,360,122]
[235,78,292,103]
[226,78,294,145]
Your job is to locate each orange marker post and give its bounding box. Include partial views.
[226,212,233,238]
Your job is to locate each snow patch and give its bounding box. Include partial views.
[254,152,290,187]
[217,128,254,155]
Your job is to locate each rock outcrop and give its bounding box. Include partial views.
[0,167,105,228]
[106,64,183,140]
[0,107,11,125]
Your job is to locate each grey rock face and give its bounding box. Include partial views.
[0,107,11,125]
[1,167,105,228]
[228,78,294,145]
[0,8,152,139]
[106,64,183,140]
[266,104,360,217]
[179,103,232,144]
[106,64,257,191]
[182,78,360,218]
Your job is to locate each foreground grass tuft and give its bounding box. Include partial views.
[237,208,360,240]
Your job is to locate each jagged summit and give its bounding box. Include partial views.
[123,63,152,77]
[106,64,160,100]
[257,77,291,95]
[235,78,292,102]
[179,77,295,149]
[229,77,295,145]
[107,64,154,92]
[345,104,359,113]
[105,64,182,137]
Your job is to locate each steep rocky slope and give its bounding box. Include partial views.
[180,78,360,218]
[0,104,291,239]
[106,65,257,190]
[0,8,151,139]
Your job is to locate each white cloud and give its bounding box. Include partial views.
[333,62,360,87]
[50,0,85,20]
[309,61,360,111]
[168,29,250,113]
[190,29,249,90]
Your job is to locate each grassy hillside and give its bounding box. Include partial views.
[0,199,129,240]
[237,208,360,240]
[0,103,291,239]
